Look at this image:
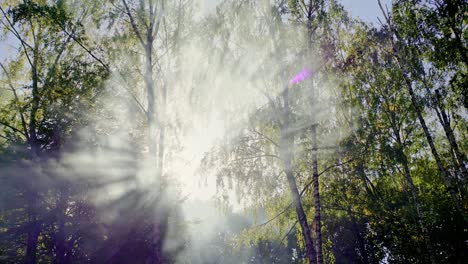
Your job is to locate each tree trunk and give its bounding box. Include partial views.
[422,86,464,211]
[347,207,370,264]
[149,223,165,264]
[25,189,40,264]
[400,72,464,213]
[145,41,157,157]
[156,81,167,180]
[393,127,436,264]
[25,222,40,264]
[281,89,317,264]
[378,0,463,216]
[434,89,467,181]
[311,125,323,264]
[305,3,325,262]
[25,29,41,264]
[54,190,69,264]
[55,224,67,264]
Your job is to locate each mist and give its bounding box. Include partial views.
[1,0,466,264]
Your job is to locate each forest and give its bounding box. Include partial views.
[0,0,466,263]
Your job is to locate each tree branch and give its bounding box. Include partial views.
[0,120,26,137]
[299,158,354,197]
[250,128,279,147]
[51,14,147,116]
[0,7,35,71]
[0,62,30,141]
[255,158,355,227]
[122,0,146,48]
[270,220,298,260]
[0,133,17,143]
[257,203,293,227]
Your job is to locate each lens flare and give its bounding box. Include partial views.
[289,68,313,84]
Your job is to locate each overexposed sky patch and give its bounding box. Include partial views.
[340,0,392,24]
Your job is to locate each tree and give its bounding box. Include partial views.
[0,1,107,262]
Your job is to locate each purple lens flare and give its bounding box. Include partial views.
[289,68,313,84]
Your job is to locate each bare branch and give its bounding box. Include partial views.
[377,0,391,27]
[122,0,146,48]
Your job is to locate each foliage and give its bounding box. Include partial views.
[0,0,466,263]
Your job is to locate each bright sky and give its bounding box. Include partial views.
[340,0,392,24]
[199,0,392,23]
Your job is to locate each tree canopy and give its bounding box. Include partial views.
[0,0,466,263]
